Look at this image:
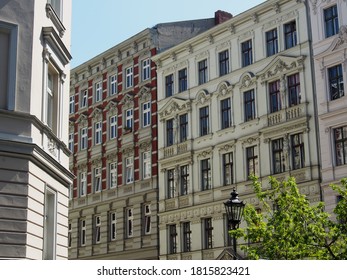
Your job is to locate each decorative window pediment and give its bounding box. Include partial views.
[76,113,88,126]
[91,107,102,121]
[238,72,256,89]
[105,101,118,115]
[315,25,347,59]
[159,97,191,121]
[139,86,151,102]
[120,92,134,109]
[216,81,232,97]
[196,89,210,105]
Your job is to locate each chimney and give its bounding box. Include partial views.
[215,10,233,25]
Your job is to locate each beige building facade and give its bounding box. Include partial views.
[153,0,321,260]
[0,0,73,259]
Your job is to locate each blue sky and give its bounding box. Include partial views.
[71,0,265,68]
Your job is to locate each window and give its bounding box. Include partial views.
[144,204,151,235]
[109,212,116,241]
[95,81,102,102]
[288,73,301,106]
[203,218,213,249]
[80,127,88,150]
[48,0,61,18]
[109,115,117,140]
[334,126,347,166]
[328,64,344,100]
[246,146,258,177]
[223,152,233,185]
[68,222,72,248]
[221,98,231,129]
[284,21,297,49]
[125,157,134,184]
[142,101,151,127]
[142,151,151,179]
[291,133,305,170]
[201,158,211,191]
[109,74,117,96]
[69,95,75,114]
[94,215,101,244]
[241,39,252,67]
[79,172,86,197]
[198,59,208,85]
[182,222,191,252]
[178,68,188,92]
[108,162,117,188]
[180,165,189,195]
[168,224,177,254]
[126,208,133,237]
[94,121,102,145]
[80,219,86,246]
[272,138,285,174]
[43,187,56,259]
[179,114,188,142]
[266,29,278,57]
[324,5,339,38]
[94,167,101,192]
[142,58,151,81]
[199,106,209,136]
[68,132,74,152]
[166,119,174,146]
[125,108,133,131]
[125,66,133,88]
[167,169,175,198]
[269,80,281,113]
[80,89,88,108]
[219,50,229,76]
[244,89,255,121]
[165,74,174,97]
[46,71,58,132]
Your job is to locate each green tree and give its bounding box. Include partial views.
[232,176,347,260]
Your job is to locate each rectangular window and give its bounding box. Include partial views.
[166,119,174,146]
[219,50,229,76]
[334,126,347,166]
[324,5,339,38]
[167,169,175,198]
[142,58,151,81]
[80,89,88,108]
[109,115,117,140]
[126,208,133,238]
[241,39,253,67]
[168,224,177,254]
[109,74,117,96]
[95,81,102,103]
[199,106,209,136]
[94,215,101,244]
[125,109,133,131]
[68,222,72,248]
[46,72,56,130]
[79,172,86,197]
[178,68,187,92]
[223,152,233,185]
[272,138,285,174]
[80,219,86,246]
[179,114,188,142]
[126,66,133,88]
[266,29,278,57]
[143,151,151,179]
[288,73,301,106]
[328,64,344,100]
[180,165,189,196]
[48,0,61,18]
[94,167,101,192]
[246,146,258,177]
[221,98,231,129]
[284,21,297,49]
[269,80,281,113]
[142,101,151,127]
[203,218,213,249]
[165,74,174,97]
[80,127,88,150]
[125,157,134,184]
[244,89,255,122]
[198,59,208,85]
[109,212,116,241]
[182,222,191,252]
[144,204,151,235]
[109,162,117,188]
[201,158,211,191]
[68,132,74,152]
[69,95,75,114]
[43,187,56,259]
[291,133,305,170]
[94,121,102,145]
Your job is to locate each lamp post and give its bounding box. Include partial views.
[224,189,245,259]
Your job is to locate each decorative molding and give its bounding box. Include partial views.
[207,34,214,44]
[216,81,232,97]
[159,99,191,120]
[139,86,152,101]
[48,138,57,157]
[91,157,102,167]
[196,149,212,158]
[273,2,280,13]
[76,113,88,126]
[195,50,209,61]
[91,107,102,121]
[239,72,256,89]
[196,89,211,105]
[105,101,118,115]
[120,93,134,109]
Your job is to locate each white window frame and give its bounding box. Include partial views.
[125,66,133,88]
[80,219,86,246]
[125,108,133,131]
[68,222,72,248]
[144,204,151,235]
[94,215,101,244]
[109,74,117,96]
[80,172,87,197]
[109,115,117,140]
[142,58,150,81]
[68,132,74,152]
[126,208,133,238]
[142,101,151,128]
[69,95,74,114]
[80,89,88,108]
[43,186,57,259]
[125,157,134,184]
[94,167,101,193]
[94,121,102,145]
[142,151,151,179]
[110,212,117,241]
[109,162,117,188]
[80,127,88,150]
[95,81,102,102]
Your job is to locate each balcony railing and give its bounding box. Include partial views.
[160,140,192,159]
[267,103,306,126]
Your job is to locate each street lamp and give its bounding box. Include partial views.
[224,189,245,259]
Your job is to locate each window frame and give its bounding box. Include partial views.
[288,73,301,107]
[80,218,86,247]
[168,224,177,254]
[79,171,87,197]
[246,146,258,177]
[109,162,117,188]
[166,118,174,146]
[109,115,117,140]
[142,58,151,81]
[199,106,209,136]
[165,74,174,97]
[93,167,102,193]
[272,138,285,174]
[178,68,188,93]
[142,101,151,128]
[125,108,133,131]
[80,89,88,109]
[324,4,339,38]
[144,204,151,235]
[244,89,256,122]
[284,21,297,49]
[125,156,134,184]
[179,113,188,142]
[198,59,208,85]
[109,74,117,96]
[180,165,189,196]
[94,121,102,145]
[182,221,191,252]
[201,158,211,191]
[269,80,281,113]
[334,126,347,166]
[203,218,213,249]
[109,212,117,241]
[167,169,175,199]
[94,81,102,103]
[126,208,133,238]
[142,151,151,180]
[94,215,101,244]
[125,66,133,89]
[222,152,233,185]
[221,98,232,129]
[219,49,229,77]
[69,95,75,114]
[266,28,278,57]
[80,127,88,150]
[291,133,305,170]
[328,64,344,101]
[241,39,253,67]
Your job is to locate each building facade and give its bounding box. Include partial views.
[0,0,72,259]
[309,0,347,215]
[68,14,231,260]
[153,0,321,260]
